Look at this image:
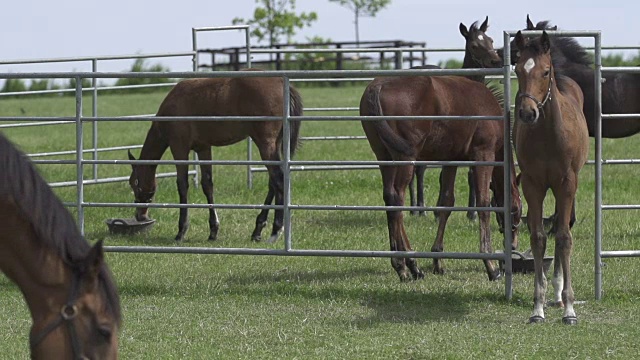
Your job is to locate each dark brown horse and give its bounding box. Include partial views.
[360,26,522,282]
[513,31,589,325]
[0,133,121,358]
[409,17,502,221]
[128,69,303,243]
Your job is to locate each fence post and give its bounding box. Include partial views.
[394,50,403,69]
[75,76,85,235]
[336,44,343,70]
[502,31,514,300]
[92,59,99,181]
[594,32,604,300]
[191,28,201,188]
[282,76,292,251]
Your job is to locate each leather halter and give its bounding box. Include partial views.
[518,68,554,118]
[30,270,86,360]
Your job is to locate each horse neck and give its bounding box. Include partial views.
[543,83,567,132]
[0,215,70,323]
[462,54,485,83]
[139,125,169,174]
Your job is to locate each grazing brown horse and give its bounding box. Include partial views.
[409,17,503,220]
[360,29,522,282]
[0,133,121,358]
[128,70,303,243]
[512,31,589,325]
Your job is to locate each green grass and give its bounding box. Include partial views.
[1,84,640,359]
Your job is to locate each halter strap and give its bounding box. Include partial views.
[30,269,86,360]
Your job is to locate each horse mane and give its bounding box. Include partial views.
[468,20,486,34]
[0,133,121,326]
[533,20,593,69]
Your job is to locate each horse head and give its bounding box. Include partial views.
[497,14,558,65]
[514,30,554,125]
[459,16,502,68]
[128,150,157,221]
[30,241,120,359]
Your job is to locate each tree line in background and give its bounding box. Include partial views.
[3,0,640,94]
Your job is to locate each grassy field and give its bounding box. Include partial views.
[1,83,640,359]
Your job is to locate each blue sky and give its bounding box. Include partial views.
[1,0,636,75]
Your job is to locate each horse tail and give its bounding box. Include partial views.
[287,85,303,158]
[366,83,414,157]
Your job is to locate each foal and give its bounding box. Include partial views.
[513,31,589,324]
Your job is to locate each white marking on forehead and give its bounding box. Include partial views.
[524,58,535,74]
[477,35,484,41]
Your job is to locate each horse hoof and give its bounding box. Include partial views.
[562,316,578,325]
[208,235,217,242]
[433,268,445,276]
[528,315,545,324]
[174,235,184,242]
[412,270,425,280]
[398,272,413,282]
[489,270,503,282]
[266,233,281,244]
[251,235,262,242]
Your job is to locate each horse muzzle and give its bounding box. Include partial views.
[518,107,539,125]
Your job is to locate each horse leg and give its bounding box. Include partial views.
[382,164,424,281]
[474,165,501,281]
[197,149,219,241]
[434,169,446,220]
[251,184,275,242]
[521,175,548,323]
[416,165,426,216]
[409,168,417,215]
[251,139,286,244]
[552,178,579,325]
[170,148,191,242]
[467,168,478,221]
[431,166,457,275]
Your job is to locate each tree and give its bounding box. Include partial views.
[232,0,318,48]
[329,0,391,47]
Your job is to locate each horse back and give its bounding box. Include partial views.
[360,75,503,160]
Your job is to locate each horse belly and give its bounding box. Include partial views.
[190,121,251,147]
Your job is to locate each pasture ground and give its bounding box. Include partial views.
[1,83,639,358]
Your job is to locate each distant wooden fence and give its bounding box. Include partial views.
[197,40,427,71]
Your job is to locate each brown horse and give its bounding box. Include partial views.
[510,15,640,138]
[360,31,522,282]
[512,31,589,325]
[503,15,640,232]
[0,133,121,358]
[128,69,303,243]
[409,17,503,220]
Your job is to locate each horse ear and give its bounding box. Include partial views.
[480,16,489,32]
[541,31,551,53]
[515,31,526,51]
[459,23,469,39]
[128,150,137,169]
[81,240,104,287]
[526,14,535,30]
[550,25,558,31]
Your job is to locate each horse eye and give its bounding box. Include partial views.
[134,179,139,186]
[543,70,550,77]
[97,325,112,339]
